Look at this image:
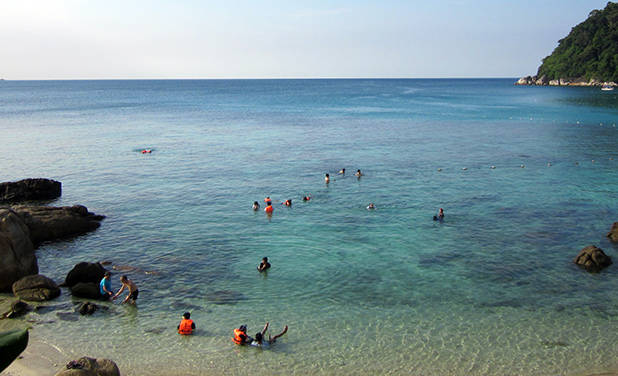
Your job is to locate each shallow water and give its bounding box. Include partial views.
[1,79,617,375]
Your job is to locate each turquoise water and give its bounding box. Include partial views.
[1,79,617,375]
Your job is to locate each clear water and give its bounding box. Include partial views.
[1,79,617,376]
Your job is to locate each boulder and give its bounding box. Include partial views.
[78,302,98,315]
[535,75,548,85]
[55,357,120,376]
[2,300,32,319]
[0,209,38,292]
[70,283,102,300]
[516,76,533,85]
[574,245,612,272]
[12,205,105,246]
[0,178,61,203]
[607,222,618,242]
[12,274,60,302]
[549,79,560,86]
[65,262,107,288]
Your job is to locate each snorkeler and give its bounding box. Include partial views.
[250,322,288,347]
[252,201,260,211]
[302,195,311,202]
[283,199,292,207]
[367,203,375,210]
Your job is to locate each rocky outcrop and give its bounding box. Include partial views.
[574,245,612,272]
[0,209,38,292]
[65,262,107,287]
[12,274,60,302]
[515,75,617,87]
[55,357,120,376]
[607,222,618,242]
[1,300,32,319]
[70,282,103,300]
[12,205,105,246]
[0,178,61,203]
[78,302,99,315]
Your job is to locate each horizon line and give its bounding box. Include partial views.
[1,76,520,81]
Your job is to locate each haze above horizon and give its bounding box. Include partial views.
[0,0,610,80]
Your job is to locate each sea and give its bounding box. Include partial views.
[0,79,617,376]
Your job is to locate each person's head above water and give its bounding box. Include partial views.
[183,312,191,319]
[262,257,268,263]
[239,325,247,332]
[254,332,263,343]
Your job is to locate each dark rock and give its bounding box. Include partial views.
[205,290,246,305]
[55,357,120,376]
[12,205,105,246]
[78,302,98,315]
[574,245,612,272]
[2,300,32,319]
[607,222,618,242]
[12,274,60,302]
[56,312,78,322]
[0,178,61,203]
[65,262,107,288]
[70,282,103,300]
[0,209,38,292]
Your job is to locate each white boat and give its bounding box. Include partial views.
[601,85,614,91]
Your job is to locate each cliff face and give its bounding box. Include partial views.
[517,1,618,86]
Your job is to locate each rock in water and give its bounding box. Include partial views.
[70,282,102,300]
[574,245,612,272]
[12,274,60,302]
[2,300,32,319]
[607,222,618,242]
[12,205,105,246]
[0,328,29,373]
[55,357,120,376]
[78,302,98,315]
[0,209,38,292]
[0,178,61,203]
[65,262,107,288]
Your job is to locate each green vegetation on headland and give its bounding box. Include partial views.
[517,1,618,86]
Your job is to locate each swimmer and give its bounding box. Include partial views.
[265,202,273,214]
[302,195,311,202]
[233,325,252,345]
[257,257,271,272]
[177,312,196,335]
[141,149,152,154]
[367,203,375,210]
[355,169,363,177]
[339,168,345,175]
[252,201,260,211]
[251,322,288,347]
[325,173,330,183]
[283,199,292,207]
[264,197,272,205]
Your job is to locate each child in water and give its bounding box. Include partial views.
[177,312,196,335]
[257,257,271,272]
[252,201,260,211]
[112,275,139,304]
[250,322,288,347]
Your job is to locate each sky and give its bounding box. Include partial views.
[0,0,611,79]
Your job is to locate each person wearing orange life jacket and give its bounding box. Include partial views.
[264,197,272,205]
[177,312,196,335]
[265,202,273,214]
[233,324,251,345]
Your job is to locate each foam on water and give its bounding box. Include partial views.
[1,79,617,375]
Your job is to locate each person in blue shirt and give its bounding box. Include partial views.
[99,271,113,299]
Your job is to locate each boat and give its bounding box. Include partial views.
[601,85,614,91]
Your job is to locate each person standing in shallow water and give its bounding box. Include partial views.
[258,257,271,272]
[325,173,330,183]
[265,202,273,214]
[178,312,195,335]
[113,275,139,304]
[99,271,113,300]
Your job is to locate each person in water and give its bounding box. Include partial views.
[264,197,272,205]
[265,202,274,214]
[302,195,311,202]
[325,173,330,183]
[355,169,363,177]
[283,199,292,207]
[433,208,445,221]
[112,275,139,304]
[233,325,251,345]
[251,322,288,347]
[339,168,345,174]
[367,203,375,210]
[99,271,113,300]
[177,312,196,335]
[252,201,260,211]
[257,257,271,272]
